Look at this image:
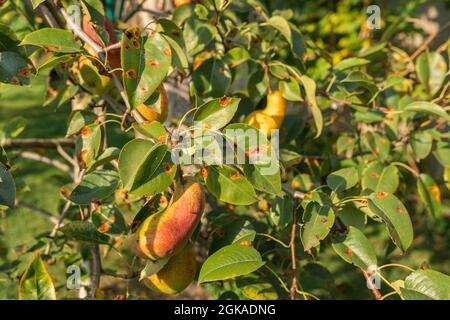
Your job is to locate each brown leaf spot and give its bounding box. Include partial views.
[369,172,379,179]
[216,228,225,237]
[201,166,208,178]
[132,39,141,49]
[97,221,110,233]
[148,60,160,68]
[125,69,137,79]
[159,195,168,208]
[345,248,353,257]
[18,67,31,77]
[162,162,173,174]
[218,96,233,107]
[376,191,388,199]
[229,173,241,180]
[80,126,92,138]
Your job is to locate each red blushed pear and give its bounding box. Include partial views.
[136,179,205,260]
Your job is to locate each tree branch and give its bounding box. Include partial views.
[282,185,305,199]
[90,244,102,297]
[19,151,72,174]
[15,200,59,224]
[363,270,382,300]
[3,138,75,149]
[289,208,298,300]
[101,269,139,280]
[410,21,450,61]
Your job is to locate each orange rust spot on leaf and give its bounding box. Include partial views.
[397,207,404,214]
[320,217,328,223]
[97,221,110,233]
[125,69,137,79]
[18,67,31,77]
[229,173,241,180]
[429,186,441,200]
[219,96,232,107]
[159,195,168,208]
[201,167,208,178]
[291,180,300,188]
[80,126,92,137]
[132,39,140,49]
[163,47,172,56]
[376,191,388,199]
[148,60,160,68]
[239,240,251,246]
[158,135,168,144]
[162,162,173,174]
[345,248,353,257]
[369,172,379,179]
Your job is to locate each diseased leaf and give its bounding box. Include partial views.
[331,226,377,271]
[361,161,399,193]
[0,162,15,209]
[198,244,265,283]
[327,167,358,192]
[301,202,335,251]
[368,192,413,253]
[121,28,171,108]
[19,255,56,300]
[20,28,81,53]
[68,169,119,205]
[60,221,110,244]
[193,97,240,129]
[417,173,442,219]
[299,75,322,138]
[403,101,449,120]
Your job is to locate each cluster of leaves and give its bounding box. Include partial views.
[0,0,449,300]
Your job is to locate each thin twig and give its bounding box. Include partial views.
[90,244,102,296]
[19,151,72,174]
[56,144,77,167]
[3,138,75,149]
[101,269,139,279]
[44,201,71,255]
[410,21,450,61]
[363,270,382,300]
[282,185,305,199]
[289,208,300,300]
[15,200,59,224]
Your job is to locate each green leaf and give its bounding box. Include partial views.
[87,147,120,172]
[75,124,102,168]
[402,269,450,300]
[299,75,322,138]
[0,51,33,85]
[362,132,391,162]
[60,221,110,244]
[327,167,358,192]
[198,244,265,283]
[20,28,81,53]
[336,134,357,154]
[416,52,447,96]
[18,255,56,300]
[237,275,279,300]
[403,101,450,121]
[331,226,377,270]
[210,217,256,254]
[118,140,176,197]
[279,77,302,101]
[301,202,335,251]
[410,130,433,161]
[243,163,282,196]
[361,161,399,193]
[205,165,257,205]
[193,97,240,129]
[224,47,250,68]
[183,16,216,56]
[0,23,20,52]
[66,110,97,137]
[31,0,46,9]
[121,28,171,108]
[291,173,320,193]
[92,205,127,235]
[433,141,450,167]
[192,58,232,97]
[334,57,370,72]
[337,205,366,230]
[68,169,119,205]
[368,192,413,253]
[133,121,168,141]
[417,173,442,219]
[0,162,15,209]
[269,194,294,228]
[264,16,305,57]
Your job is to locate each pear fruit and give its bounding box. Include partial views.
[142,244,196,295]
[245,90,286,136]
[136,178,205,260]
